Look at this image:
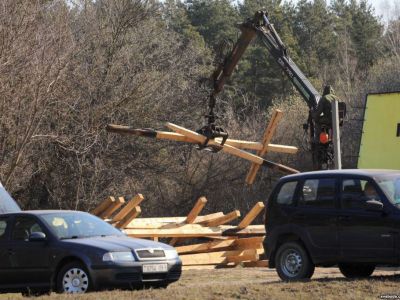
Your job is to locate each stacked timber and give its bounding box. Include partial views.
[91,195,267,270]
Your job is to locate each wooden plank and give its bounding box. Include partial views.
[91,197,115,216]
[99,196,125,219]
[221,225,266,237]
[204,236,237,240]
[267,144,298,154]
[180,249,256,265]
[166,123,265,165]
[216,138,262,151]
[113,194,144,222]
[237,202,265,229]
[124,224,265,238]
[243,260,269,268]
[124,219,218,230]
[186,197,207,223]
[217,139,298,154]
[234,237,265,249]
[157,131,194,142]
[246,110,283,184]
[195,213,225,223]
[175,237,264,254]
[170,197,208,246]
[226,250,258,264]
[107,124,297,153]
[202,210,241,227]
[107,125,195,142]
[117,206,141,229]
[124,213,224,229]
[167,122,298,175]
[176,240,236,254]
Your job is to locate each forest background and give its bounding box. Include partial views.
[1,0,399,216]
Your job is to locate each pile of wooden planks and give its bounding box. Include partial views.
[91,194,268,269]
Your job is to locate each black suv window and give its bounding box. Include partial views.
[0,218,9,241]
[299,178,336,208]
[12,216,44,241]
[275,181,298,205]
[341,178,381,210]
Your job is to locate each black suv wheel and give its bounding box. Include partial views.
[338,263,375,278]
[275,241,315,281]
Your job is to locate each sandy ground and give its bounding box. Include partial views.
[3,267,400,299]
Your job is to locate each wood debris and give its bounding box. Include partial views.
[91,194,267,269]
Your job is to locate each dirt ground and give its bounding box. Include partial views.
[3,267,400,299]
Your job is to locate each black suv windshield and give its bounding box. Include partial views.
[375,174,400,205]
[40,212,123,239]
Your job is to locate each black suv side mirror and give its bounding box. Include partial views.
[365,200,384,212]
[29,232,47,242]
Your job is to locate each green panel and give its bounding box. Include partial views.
[358,92,400,169]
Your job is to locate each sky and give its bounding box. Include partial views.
[287,0,399,23]
[367,0,399,21]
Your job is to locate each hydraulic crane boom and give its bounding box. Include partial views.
[203,10,342,169]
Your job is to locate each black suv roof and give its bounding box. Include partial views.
[282,169,400,181]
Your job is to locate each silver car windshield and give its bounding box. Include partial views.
[375,174,400,205]
[41,212,124,239]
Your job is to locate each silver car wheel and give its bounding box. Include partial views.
[62,267,89,294]
[280,248,303,278]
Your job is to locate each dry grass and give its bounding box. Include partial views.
[4,267,400,300]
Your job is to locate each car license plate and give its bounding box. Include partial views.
[142,264,168,273]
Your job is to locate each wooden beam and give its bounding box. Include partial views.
[167,123,299,175]
[216,138,262,151]
[100,196,125,219]
[226,250,258,264]
[221,225,265,237]
[175,240,236,254]
[107,125,194,142]
[234,237,265,250]
[107,124,297,153]
[113,194,144,222]
[246,110,283,184]
[124,213,225,229]
[170,196,208,246]
[116,206,141,229]
[216,139,298,154]
[267,144,298,154]
[237,202,265,229]
[125,213,223,225]
[195,213,225,223]
[166,123,265,165]
[124,224,265,238]
[202,210,241,227]
[91,196,115,217]
[204,236,237,240]
[180,249,256,265]
[186,197,208,223]
[175,236,264,254]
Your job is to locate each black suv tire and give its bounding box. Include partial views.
[338,263,375,278]
[275,241,315,281]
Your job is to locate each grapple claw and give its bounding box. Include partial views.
[196,123,228,152]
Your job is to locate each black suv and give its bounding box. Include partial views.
[264,169,400,281]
